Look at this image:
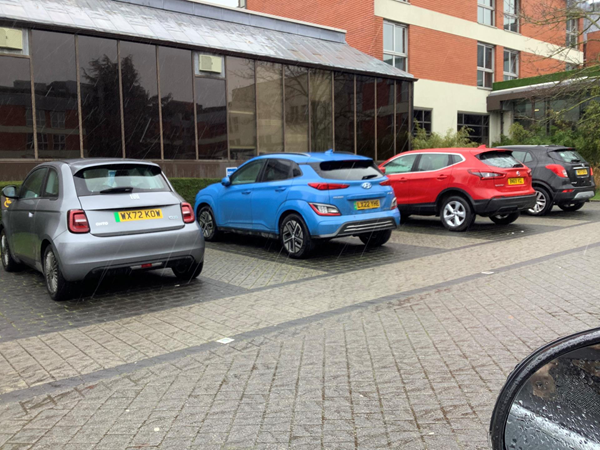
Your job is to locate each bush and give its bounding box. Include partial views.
[412,126,478,150]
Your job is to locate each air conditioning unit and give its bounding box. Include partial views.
[199,55,223,74]
[0,28,22,50]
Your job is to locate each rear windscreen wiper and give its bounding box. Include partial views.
[362,174,378,180]
[512,163,524,168]
[99,187,134,194]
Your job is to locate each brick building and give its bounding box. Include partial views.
[242,0,584,145]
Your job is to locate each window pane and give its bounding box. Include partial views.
[231,159,264,184]
[79,36,122,158]
[477,70,484,87]
[356,76,375,159]
[385,154,416,174]
[284,65,308,153]
[417,154,450,171]
[44,169,59,197]
[256,61,283,154]
[478,0,493,6]
[377,78,394,161]
[196,77,227,160]
[383,53,393,66]
[485,46,493,69]
[20,168,47,198]
[32,31,80,159]
[485,72,493,88]
[334,73,354,153]
[394,26,405,54]
[227,57,256,160]
[310,69,333,152]
[396,81,410,153]
[383,23,393,52]
[477,45,485,68]
[159,47,195,160]
[504,0,515,14]
[504,51,510,72]
[120,41,161,160]
[0,56,34,158]
[263,159,292,182]
[457,113,489,144]
[394,57,406,71]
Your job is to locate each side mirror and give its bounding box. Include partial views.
[221,177,231,187]
[2,185,18,199]
[490,327,600,449]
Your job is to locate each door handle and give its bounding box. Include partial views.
[437,174,448,180]
[242,191,251,195]
[28,212,34,218]
[399,177,407,183]
[275,187,286,192]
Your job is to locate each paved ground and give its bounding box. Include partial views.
[0,204,599,449]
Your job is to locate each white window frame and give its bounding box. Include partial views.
[503,0,519,33]
[477,43,495,89]
[567,18,578,47]
[383,21,408,72]
[478,0,495,26]
[503,49,519,81]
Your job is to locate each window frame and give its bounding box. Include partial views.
[229,159,266,185]
[478,0,495,26]
[260,158,303,183]
[503,49,519,81]
[457,113,490,145]
[567,18,579,47]
[42,168,60,198]
[413,108,432,135]
[383,21,408,72]
[503,0,519,33]
[19,167,48,199]
[477,43,495,89]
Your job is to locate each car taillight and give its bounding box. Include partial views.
[391,197,397,210]
[181,202,195,223]
[380,179,391,186]
[308,183,349,190]
[590,167,594,176]
[68,210,90,233]
[468,170,505,179]
[545,164,568,178]
[309,203,341,216]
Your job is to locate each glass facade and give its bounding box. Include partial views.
[0,27,413,162]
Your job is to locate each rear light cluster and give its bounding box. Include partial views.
[309,203,341,216]
[379,179,391,187]
[468,170,506,180]
[308,183,349,190]
[181,202,195,223]
[546,164,568,178]
[391,197,397,210]
[68,210,90,234]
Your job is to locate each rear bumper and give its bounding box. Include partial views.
[311,209,400,239]
[53,223,205,281]
[473,194,537,216]
[553,185,596,204]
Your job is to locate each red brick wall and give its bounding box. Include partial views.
[586,30,600,65]
[520,52,567,77]
[520,0,568,47]
[246,0,383,59]
[410,0,474,22]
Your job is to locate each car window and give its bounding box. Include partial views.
[20,168,48,199]
[263,159,293,182]
[43,169,59,198]
[230,160,265,185]
[311,160,382,180]
[73,164,169,196]
[511,151,533,163]
[416,154,451,172]
[478,151,522,168]
[384,154,417,174]
[551,149,584,164]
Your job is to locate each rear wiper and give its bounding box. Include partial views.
[99,187,134,194]
[362,174,378,180]
[512,163,524,168]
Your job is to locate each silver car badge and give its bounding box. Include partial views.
[361,182,372,189]
[516,171,521,176]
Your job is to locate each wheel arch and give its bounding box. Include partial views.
[531,181,554,201]
[435,188,475,215]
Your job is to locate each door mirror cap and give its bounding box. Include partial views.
[490,327,600,449]
[1,185,18,199]
[221,177,231,187]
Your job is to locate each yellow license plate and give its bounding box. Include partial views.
[355,199,380,210]
[576,169,588,176]
[114,209,163,222]
[507,177,525,185]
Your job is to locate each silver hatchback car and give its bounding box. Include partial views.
[1,159,205,300]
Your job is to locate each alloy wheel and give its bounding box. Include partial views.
[198,210,214,238]
[443,201,466,228]
[282,220,304,254]
[1,234,9,267]
[529,190,547,214]
[44,250,58,295]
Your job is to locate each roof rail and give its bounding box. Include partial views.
[258,152,311,157]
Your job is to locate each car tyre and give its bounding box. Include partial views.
[1,229,21,272]
[197,206,220,241]
[489,212,520,225]
[172,261,203,281]
[558,202,585,212]
[527,186,553,216]
[359,229,393,247]
[440,196,473,232]
[280,214,313,259]
[43,246,72,301]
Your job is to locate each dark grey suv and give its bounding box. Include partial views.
[498,145,596,216]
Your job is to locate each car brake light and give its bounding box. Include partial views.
[545,164,568,178]
[562,189,574,193]
[391,197,397,210]
[68,210,90,233]
[590,167,594,176]
[468,170,505,179]
[380,179,391,186]
[309,203,341,216]
[308,183,349,190]
[181,202,195,223]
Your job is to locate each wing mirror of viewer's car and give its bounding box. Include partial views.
[1,185,18,199]
[221,177,231,187]
[489,327,600,450]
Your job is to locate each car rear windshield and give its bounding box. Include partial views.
[311,160,383,180]
[74,164,170,196]
[478,151,523,169]
[550,149,584,164]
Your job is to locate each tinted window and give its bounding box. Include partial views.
[479,151,522,168]
[230,160,265,185]
[511,151,533,163]
[20,168,48,199]
[385,154,417,174]
[310,69,333,152]
[313,160,382,181]
[334,73,354,153]
[227,57,256,160]
[377,78,395,161]
[285,66,309,153]
[396,81,411,153]
[73,164,168,196]
[44,169,59,197]
[257,62,283,154]
[356,76,375,158]
[551,149,584,163]
[196,77,227,160]
[417,154,451,172]
[263,159,294,182]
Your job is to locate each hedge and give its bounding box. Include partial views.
[0,178,220,221]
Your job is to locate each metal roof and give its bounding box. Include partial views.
[0,0,414,80]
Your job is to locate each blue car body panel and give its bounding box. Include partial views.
[194,152,400,239]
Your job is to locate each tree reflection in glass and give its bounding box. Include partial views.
[284,65,308,153]
[227,57,256,161]
[310,69,333,152]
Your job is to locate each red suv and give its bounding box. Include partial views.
[379,148,537,231]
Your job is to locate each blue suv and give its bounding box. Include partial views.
[194,152,400,258]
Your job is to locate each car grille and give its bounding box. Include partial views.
[338,218,396,237]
